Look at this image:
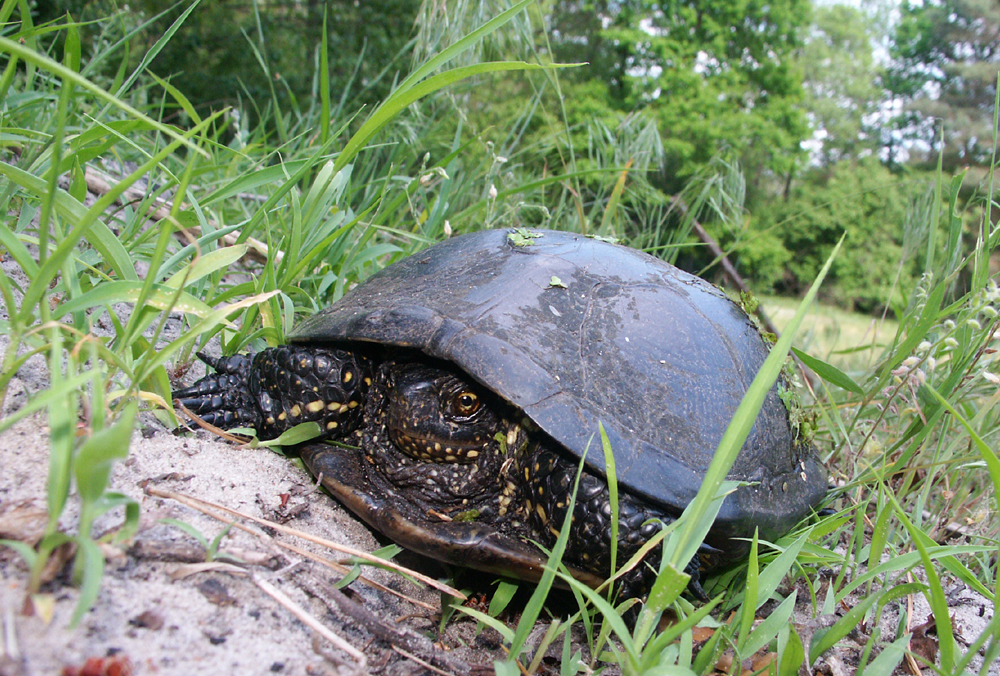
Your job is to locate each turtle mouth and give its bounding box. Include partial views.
[388,427,487,463]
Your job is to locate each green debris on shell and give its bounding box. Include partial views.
[739,290,760,315]
[778,359,816,443]
[507,228,544,247]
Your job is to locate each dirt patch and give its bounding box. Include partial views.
[0,412,514,675]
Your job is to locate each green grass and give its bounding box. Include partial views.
[1,1,1000,674]
[762,294,900,374]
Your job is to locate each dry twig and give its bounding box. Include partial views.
[144,486,465,599]
[84,166,279,263]
[253,573,367,674]
[297,573,473,676]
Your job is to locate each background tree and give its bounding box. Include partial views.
[547,0,811,200]
[26,0,980,315]
[738,158,921,312]
[799,3,884,166]
[888,0,1000,172]
[33,0,421,124]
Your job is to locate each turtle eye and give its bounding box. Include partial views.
[452,391,480,416]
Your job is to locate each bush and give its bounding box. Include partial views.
[740,158,922,313]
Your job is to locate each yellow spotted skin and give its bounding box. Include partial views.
[360,360,516,514]
[173,346,372,439]
[354,359,694,599]
[175,349,704,599]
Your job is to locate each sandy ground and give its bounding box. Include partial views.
[0,404,528,675]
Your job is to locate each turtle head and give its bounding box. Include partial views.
[385,362,500,463]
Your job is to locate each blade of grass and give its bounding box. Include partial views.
[664,233,846,570]
[335,61,577,174]
[0,36,206,156]
[791,347,864,395]
[395,0,534,94]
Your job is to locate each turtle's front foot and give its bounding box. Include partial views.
[173,352,262,432]
[174,346,374,442]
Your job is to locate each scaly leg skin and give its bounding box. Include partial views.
[173,345,373,441]
[526,448,715,600]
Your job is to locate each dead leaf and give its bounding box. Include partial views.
[692,626,715,643]
[168,561,247,581]
[38,542,76,585]
[28,594,56,625]
[129,610,164,630]
[910,613,939,669]
[197,578,238,606]
[0,501,48,546]
[750,651,777,671]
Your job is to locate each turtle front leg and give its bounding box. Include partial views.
[173,353,260,431]
[174,345,373,441]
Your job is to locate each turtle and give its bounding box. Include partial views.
[173,228,827,596]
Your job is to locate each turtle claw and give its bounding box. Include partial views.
[173,352,261,432]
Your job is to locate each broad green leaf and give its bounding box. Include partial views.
[742,590,796,657]
[163,245,249,289]
[488,579,520,618]
[0,539,39,567]
[46,329,77,530]
[54,281,216,320]
[74,402,137,504]
[456,605,516,644]
[646,562,690,611]
[755,529,810,607]
[778,623,806,676]
[736,533,760,650]
[600,424,620,586]
[258,422,323,448]
[70,537,105,627]
[791,347,864,395]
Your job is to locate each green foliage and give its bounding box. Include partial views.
[5,1,1000,673]
[34,0,422,125]
[740,158,922,312]
[800,3,884,165]
[889,0,1000,171]
[548,0,811,191]
[0,0,568,624]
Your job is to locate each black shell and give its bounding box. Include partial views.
[291,229,826,545]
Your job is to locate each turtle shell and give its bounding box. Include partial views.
[291,228,826,547]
